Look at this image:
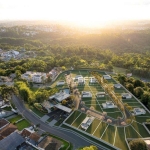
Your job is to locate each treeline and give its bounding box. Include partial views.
[0,44,150,77]
[14,81,58,104]
[116,74,150,108]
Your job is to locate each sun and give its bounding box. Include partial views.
[1,0,150,27]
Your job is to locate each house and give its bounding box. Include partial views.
[38,136,62,150]
[28,132,41,146]
[78,77,85,85]
[89,77,97,84]
[0,123,17,139]
[32,73,47,83]
[81,116,95,130]
[49,89,70,103]
[96,92,105,97]
[82,91,92,98]
[133,108,146,115]
[74,75,83,80]
[0,132,25,150]
[0,118,9,130]
[103,75,111,79]
[56,80,65,86]
[21,71,47,83]
[102,101,117,108]
[122,93,132,99]
[114,84,122,89]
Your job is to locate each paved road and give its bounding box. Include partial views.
[12,94,105,150]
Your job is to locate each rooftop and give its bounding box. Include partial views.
[55,104,72,113]
[0,132,25,150]
[0,118,9,129]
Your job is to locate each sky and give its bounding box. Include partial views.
[0,0,150,26]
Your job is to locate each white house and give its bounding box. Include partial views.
[21,71,47,83]
[78,77,85,85]
[82,91,92,98]
[103,75,111,79]
[81,116,95,130]
[89,77,97,84]
[114,84,122,89]
[133,108,146,115]
[96,92,105,97]
[122,93,132,99]
[32,73,47,83]
[57,80,65,86]
[74,75,83,80]
[49,90,70,103]
[102,101,117,108]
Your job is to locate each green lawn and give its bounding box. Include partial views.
[30,106,45,117]
[86,119,101,134]
[134,116,150,123]
[131,121,150,137]
[114,127,128,150]
[101,125,115,145]
[65,111,81,124]
[125,125,142,138]
[8,115,22,123]
[72,113,86,128]
[16,119,30,131]
[93,121,108,138]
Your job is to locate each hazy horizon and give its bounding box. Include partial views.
[1,0,150,27]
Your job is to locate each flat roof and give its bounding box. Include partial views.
[55,104,72,113]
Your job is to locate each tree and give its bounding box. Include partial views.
[141,92,150,106]
[129,139,148,150]
[81,145,98,150]
[62,100,67,106]
[134,87,144,98]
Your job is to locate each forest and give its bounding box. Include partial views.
[0,24,150,109]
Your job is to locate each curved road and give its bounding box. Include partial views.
[12,95,105,150]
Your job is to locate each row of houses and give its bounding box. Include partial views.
[0,118,62,150]
[21,67,61,83]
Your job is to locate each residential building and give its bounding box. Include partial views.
[0,132,25,150]
[133,108,146,115]
[122,93,132,99]
[21,71,47,83]
[1,50,19,58]
[102,101,117,108]
[103,75,111,79]
[82,91,92,98]
[89,77,97,84]
[114,84,122,89]
[49,89,70,103]
[96,92,105,97]
[81,116,95,130]
[56,80,65,86]
[78,77,85,85]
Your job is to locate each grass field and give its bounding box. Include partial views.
[8,115,22,123]
[16,119,30,131]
